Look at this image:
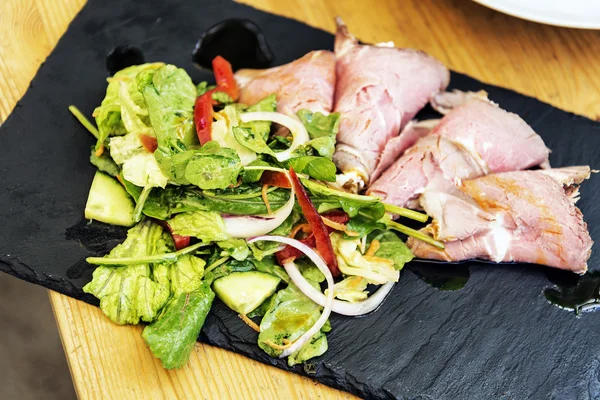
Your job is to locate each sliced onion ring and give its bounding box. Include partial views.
[240,112,310,162]
[247,235,334,358]
[224,172,295,238]
[285,262,395,316]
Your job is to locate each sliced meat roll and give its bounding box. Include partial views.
[368,96,551,207]
[235,50,336,116]
[333,18,450,188]
[408,167,593,274]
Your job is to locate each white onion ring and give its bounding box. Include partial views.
[247,235,334,358]
[240,112,309,162]
[224,172,294,238]
[284,263,395,316]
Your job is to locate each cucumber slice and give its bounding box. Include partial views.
[85,171,135,227]
[213,271,281,315]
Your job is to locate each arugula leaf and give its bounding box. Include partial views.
[297,110,340,139]
[251,256,290,284]
[90,146,120,177]
[203,258,256,285]
[307,136,336,159]
[168,210,229,242]
[258,283,329,366]
[301,179,384,218]
[347,215,386,239]
[240,159,271,183]
[142,186,291,220]
[369,230,414,270]
[142,283,214,369]
[217,239,250,261]
[285,156,336,182]
[233,127,276,157]
[242,94,277,139]
[297,110,339,159]
[184,142,243,189]
[153,254,206,296]
[82,220,173,325]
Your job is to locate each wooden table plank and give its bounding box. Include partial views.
[2,0,600,399]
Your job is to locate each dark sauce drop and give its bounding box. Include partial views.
[544,270,600,315]
[408,261,471,291]
[65,219,127,255]
[192,19,274,71]
[106,45,145,75]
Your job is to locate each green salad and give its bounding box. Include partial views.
[70,58,442,369]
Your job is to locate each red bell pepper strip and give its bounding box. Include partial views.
[212,56,239,101]
[275,211,349,266]
[288,168,340,277]
[155,220,191,251]
[139,134,158,153]
[260,171,292,189]
[194,92,213,145]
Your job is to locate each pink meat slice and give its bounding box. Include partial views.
[367,97,551,207]
[235,50,336,117]
[371,119,440,182]
[408,168,593,274]
[332,19,450,184]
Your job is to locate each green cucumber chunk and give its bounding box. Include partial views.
[85,171,135,227]
[213,271,281,315]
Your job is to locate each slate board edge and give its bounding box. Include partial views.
[0,1,598,399]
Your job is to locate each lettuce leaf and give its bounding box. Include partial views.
[138,65,199,182]
[109,132,169,188]
[167,210,229,242]
[217,239,250,261]
[153,254,206,296]
[258,283,329,366]
[142,283,214,369]
[328,276,368,303]
[82,220,173,325]
[93,63,164,150]
[330,232,399,284]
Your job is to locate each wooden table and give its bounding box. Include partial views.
[2,0,600,398]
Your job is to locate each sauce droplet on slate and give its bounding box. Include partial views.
[192,19,274,71]
[408,261,471,291]
[544,269,600,315]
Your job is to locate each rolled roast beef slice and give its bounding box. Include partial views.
[408,169,593,274]
[367,135,487,208]
[332,18,449,189]
[235,50,336,117]
[368,96,552,207]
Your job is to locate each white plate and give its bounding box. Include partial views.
[473,0,600,29]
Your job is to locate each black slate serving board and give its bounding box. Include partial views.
[1,0,600,398]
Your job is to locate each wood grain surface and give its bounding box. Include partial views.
[1,0,599,398]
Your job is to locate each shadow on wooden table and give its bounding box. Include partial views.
[0,273,76,400]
